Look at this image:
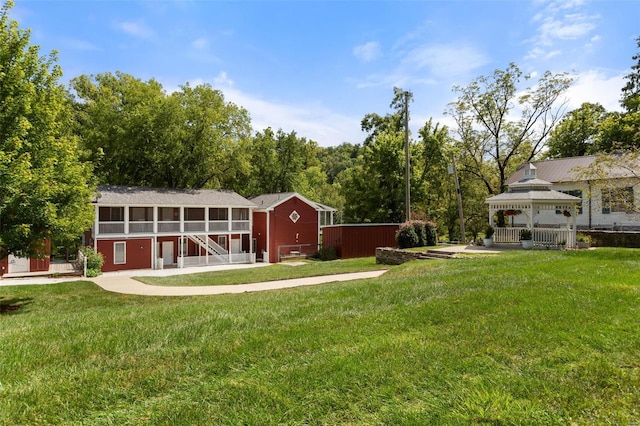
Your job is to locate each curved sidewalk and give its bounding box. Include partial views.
[91,270,388,296]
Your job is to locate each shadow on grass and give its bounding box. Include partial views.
[0,296,34,315]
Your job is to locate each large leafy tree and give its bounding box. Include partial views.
[71,73,252,189]
[0,1,95,258]
[447,63,573,225]
[546,102,608,158]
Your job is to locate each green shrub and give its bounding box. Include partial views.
[424,221,438,246]
[396,223,419,249]
[485,225,494,239]
[79,246,104,276]
[407,220,426,246]
[317,246,338,261]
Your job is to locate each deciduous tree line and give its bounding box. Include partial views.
[1,0,638,256]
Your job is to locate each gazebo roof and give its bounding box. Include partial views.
[486,163,580,206]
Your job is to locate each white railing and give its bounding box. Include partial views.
[181,254,227,266]
[98,222,125,234]
[230,253,255,263]
[231,221,250,231]
[209,221,229,232]
[494,227,524,243]
[184,221,206,232]
[129,222,153,233]
[494,227,575,247]
[158,221,180,233]
[187,235,228,256]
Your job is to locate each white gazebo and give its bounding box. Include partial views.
[486,163,581,248]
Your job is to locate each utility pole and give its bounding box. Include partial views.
[403,90,412,222]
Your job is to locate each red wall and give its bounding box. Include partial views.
[322,224,400,259]
[252,211,268,261]
[0,256,7,276]
[98,238,152,272]
[268,196,319,263]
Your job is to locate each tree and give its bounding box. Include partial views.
[0,1,95,258]
[546,102,607,158]
[71,73,252,189]
[596,36,640,151]
[447,63,573,225]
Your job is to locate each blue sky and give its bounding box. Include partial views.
[11,0,640,146]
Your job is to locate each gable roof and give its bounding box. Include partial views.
[505,155,639,185]
[94,185,256,207]
[249,192,336,212]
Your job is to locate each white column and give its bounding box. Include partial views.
[124,206,129,235]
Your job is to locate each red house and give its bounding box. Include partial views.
[89,186,256,272]
[250,193,335,263]
[0,240,51,276]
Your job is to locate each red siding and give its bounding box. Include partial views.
[252,211,268,261]
[322,224,400,259]
[98,238,152,272]
[268,196,319,263]
[0,256,7,276]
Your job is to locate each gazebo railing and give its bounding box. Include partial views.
[494,227,575,248]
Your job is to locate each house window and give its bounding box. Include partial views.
[556,190,582,215]
[158,207,180,221]
[184,208,205,221]
[99,207,124,221]
[129,207,153,221]
[232,208,249,221]
[209,208,228,220]
[114,242,126,264]
[602,187,634,214]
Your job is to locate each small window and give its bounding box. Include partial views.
[602,187,634,214]
[556,190,582,215]
[99,207,124,221]
[114,242,126,264]
[209,208,228,220]
[232,208,249,220]
[129,207,153,221]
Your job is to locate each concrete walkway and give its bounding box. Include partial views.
[92,270,388,296]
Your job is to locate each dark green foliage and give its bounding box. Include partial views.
[520,229,532,240]
[317,246,338,261]
[424,220,438,246]
[485,225,494,238]
[410,221,426,246]
[396,222,419,248]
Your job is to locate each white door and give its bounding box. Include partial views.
[231,238,241,254]
[162,241,174,266]
[8,255,30,273]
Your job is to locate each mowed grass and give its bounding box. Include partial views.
[1,248,638,425]
[135,257,388,286]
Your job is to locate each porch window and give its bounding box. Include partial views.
[602,187,634,214]
[209,208,228,220]
[185,208,205,221]
[99,207,124,221]
[232,208,250,231]
[114,242,126,264]
[556,190,582,214]
[158,207,180,221]
[232,208,249,221]
[129,207,153,221]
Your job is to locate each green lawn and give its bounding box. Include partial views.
[135,257,388,286]
[1,248,638,424]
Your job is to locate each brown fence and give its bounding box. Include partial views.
[322,224,400,259]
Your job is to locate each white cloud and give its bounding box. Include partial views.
[537,14,597,44]
[213,71,233,87]
[353,41,382,62]
[564,69,625,112]
[115,20,154,39]
[62,38,100,51]
[191,37,208,50]
[403,43,489,77]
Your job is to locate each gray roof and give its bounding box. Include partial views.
[250,192,336,212]
[505,155,638,185]
[486,190,581,204]
[94,185,256,207]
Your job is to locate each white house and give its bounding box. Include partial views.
[504,156,639,231]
